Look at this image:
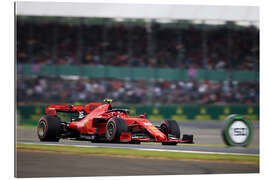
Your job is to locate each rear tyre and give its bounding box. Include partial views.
[37,116,61,142]
[160,120,180,145]
[105,117,128,142]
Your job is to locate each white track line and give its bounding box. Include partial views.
[18,141,259,156]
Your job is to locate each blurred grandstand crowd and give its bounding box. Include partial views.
[17,18,259,105]
[17,19,259,71]
[17,76,258,105]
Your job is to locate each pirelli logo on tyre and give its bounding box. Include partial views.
[222,114,253,147]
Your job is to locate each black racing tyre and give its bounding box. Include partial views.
[105,117,128,142]
[37,116,61,142]
[160,120,180,145]
[160,120,181,138]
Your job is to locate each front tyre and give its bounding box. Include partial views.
[160,120,180,145]
[105,117,128,142]
[37,116,61,142]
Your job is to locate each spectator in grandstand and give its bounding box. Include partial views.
[17,76,259,105]
[17,19,259,71]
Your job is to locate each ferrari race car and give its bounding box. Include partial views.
[37,99,193,145]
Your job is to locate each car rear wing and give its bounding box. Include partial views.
[45,103,101,116]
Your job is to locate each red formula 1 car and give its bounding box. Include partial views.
[37,99,193,145]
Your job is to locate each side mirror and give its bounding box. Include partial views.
[139,114,145,118]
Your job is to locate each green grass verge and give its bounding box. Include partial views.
[141,142,259,149]
[16,143,259,164]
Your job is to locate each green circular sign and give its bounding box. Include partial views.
[222,114,252,147]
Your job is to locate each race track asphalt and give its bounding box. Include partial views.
[16,121,259,155]
[15,121,259,177]
[16,150,259,178]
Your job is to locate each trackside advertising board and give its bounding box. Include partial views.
[17,105,259,125]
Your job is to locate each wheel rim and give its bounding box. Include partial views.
[38,121,46,137]
[106,122,115,139]
[161,124,168,134]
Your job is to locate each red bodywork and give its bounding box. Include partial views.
[45,102,191,143]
